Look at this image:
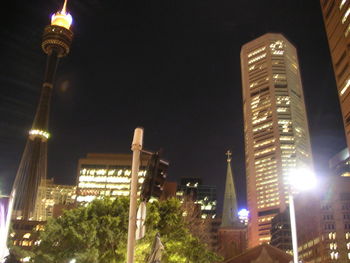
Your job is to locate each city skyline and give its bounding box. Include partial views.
[0,0,346,215]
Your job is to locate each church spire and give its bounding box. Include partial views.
[221,150,239,228]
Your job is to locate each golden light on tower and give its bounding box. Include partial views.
[51,0,73,30]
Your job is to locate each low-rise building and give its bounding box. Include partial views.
[76,153,150,204]
[35,178,76,220]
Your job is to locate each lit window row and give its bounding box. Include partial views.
[273,74,286,80]
[256,179,278,186]
[341,0,347,10]
[272,50,284,56]
[248,46,266,58]
[258,201,280,209]
[255,166,277,175]
[342,24,348,37]
[254,147,275,157]
[251,102,271,112]
[277,107,289,113]
[340,79,350,95]
[330,242,338,250]
[280,145,295,150]
[343,7,350,24]
[248,53,267,65]
[253,122,273,133]
[256,175,277,183]
[330,251,339,260]
[79,176,130,183]
[280,136,294,141]
[252,116,268,125]
[80,168,147,177]
[258,216,275,223]
[255,162,277,170]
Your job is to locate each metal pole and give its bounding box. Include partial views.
[126,127,143,263]
[289,193,298,263]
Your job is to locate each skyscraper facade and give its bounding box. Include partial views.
[320,0,350,152]
[240,33,313,247]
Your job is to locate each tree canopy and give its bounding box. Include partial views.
[31,197,221,263]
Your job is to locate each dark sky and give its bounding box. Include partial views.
[0,0,346,214]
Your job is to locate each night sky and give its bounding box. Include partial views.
[0,0,346,214]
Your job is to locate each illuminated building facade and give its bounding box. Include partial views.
[35,178,76,221]
[295,177,350,262]
[11,0,74,221]
[320,0,350,152]
[176,177,217,218]
[76,153,149,203]
[241,33,313,247]
[329,147,350,177]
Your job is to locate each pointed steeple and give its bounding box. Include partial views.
[221,150,240,228]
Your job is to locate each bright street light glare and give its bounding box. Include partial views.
[288,167,317,191]
[69,259,76,263]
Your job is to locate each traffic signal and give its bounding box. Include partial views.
[141,151,169,202]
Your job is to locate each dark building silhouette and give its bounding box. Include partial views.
[270,209,292,253]
[177,177,217,218]
[329,148,350,177]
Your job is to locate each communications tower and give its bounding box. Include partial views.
[11,0,74,221]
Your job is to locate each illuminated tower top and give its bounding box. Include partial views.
[51,0,73,30]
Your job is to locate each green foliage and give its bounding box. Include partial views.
[33,197,221,263]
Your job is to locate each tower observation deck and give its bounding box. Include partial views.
[11,0,74,221]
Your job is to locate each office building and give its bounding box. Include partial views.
[34,178,76,220]
[76,153,150,204]
[295,176,350,262]
[320,0,350,151]
[176,177,217,218]
[241,33,313,247]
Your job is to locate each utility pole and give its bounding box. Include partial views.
[126,127,143,263]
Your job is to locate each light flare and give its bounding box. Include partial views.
[288,167,317,191]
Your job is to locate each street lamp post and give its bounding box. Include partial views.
[289,193,298,263]
[288,168,317,263]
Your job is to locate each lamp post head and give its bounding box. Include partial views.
[51,0,73,30]
[288,167,317,192]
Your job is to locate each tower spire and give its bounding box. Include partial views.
[221,150,239,228]
[62,0,68,14]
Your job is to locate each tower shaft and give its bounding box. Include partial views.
[12,9,73,221]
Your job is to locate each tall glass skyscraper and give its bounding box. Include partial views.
[320,0,350,153]
[240,33,313,247]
